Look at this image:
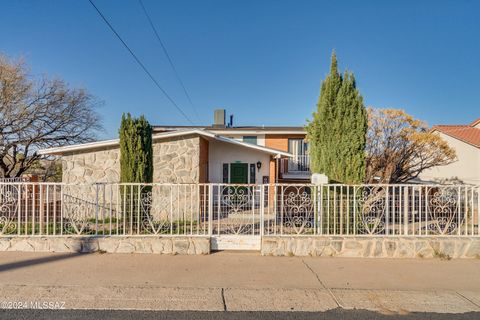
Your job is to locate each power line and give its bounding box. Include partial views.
[138,0,201,123]
[87,0,195,125]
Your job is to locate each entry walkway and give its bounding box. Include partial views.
[0,251,479,313]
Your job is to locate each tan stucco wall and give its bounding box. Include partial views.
[419,132,480,185]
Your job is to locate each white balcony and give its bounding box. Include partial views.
[280,155,311,180]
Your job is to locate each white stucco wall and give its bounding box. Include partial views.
[419,132,480,185]
[223,134,266,147]
[208,139,271,184]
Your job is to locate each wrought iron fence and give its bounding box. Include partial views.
[263,184,480,236]
[0,182,478,237]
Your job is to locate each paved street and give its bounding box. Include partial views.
[1,309,480,320]
[0,251,479,317]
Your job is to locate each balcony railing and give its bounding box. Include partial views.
[280,155,310,174]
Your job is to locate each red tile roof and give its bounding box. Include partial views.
[470,118,480,127]
[432,119,480,148]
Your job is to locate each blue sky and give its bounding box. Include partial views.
[1,0,479,139]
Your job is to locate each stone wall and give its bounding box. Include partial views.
[60,135,202,220]
[0,236,210,255]
[262,236,480,259]
[62,135,201,185]
[62,146,120,184]
[153,135,200,183]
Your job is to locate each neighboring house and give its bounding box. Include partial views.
[419,118,480,185]
[38,109,311,185]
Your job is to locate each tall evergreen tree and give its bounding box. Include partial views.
[307,52,367,183]
[119,113,153,184]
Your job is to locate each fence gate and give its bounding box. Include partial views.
[210,184,263,250]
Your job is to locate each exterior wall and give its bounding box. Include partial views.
[61,136,202,220]
[0,236,210,255]
[419,132,480,185]
[62,135,202,184]
[265,134,307,183]
[199,137,209,183]
[262,236,480,259]
[264,134,305,152]
[223,134,266,146]
[62,147,120,184]
[153,135,200,183]
[208,140,271,184]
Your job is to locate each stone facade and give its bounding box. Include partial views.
[60,135,202,220]
[0,236,210,255]
[61,135,201,185]
[153,135,200,183]
[261,236,480,259]
[62,146,120,184]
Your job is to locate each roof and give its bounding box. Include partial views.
[153,125,305,134]
[432,119,480,148]
[470,118,480,127]
[38,129,293,158]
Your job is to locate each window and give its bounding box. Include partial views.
[249,163,256,183]
[242,136,257,145]
[288,138,308,156]
[288,138,309,172]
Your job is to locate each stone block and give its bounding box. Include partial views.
[385,241,397,257]
[115,240,135,253]
[173,239,190,254]
[151,238,168,253]
[194,238,210,254]
[81,238,99,253]
[29,238,50,252]
[465,239,480,258]
[440,240,455,257]
[372,240,384,257]
[98,237,119,253]
[397,240,415,258]
[330,240,343,253]
[0,238,11,251]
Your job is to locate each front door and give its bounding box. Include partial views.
[229,163,248,183]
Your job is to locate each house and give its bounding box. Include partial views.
[38,109,311,185]
[419,118,480,185]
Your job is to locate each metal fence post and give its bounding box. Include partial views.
[95,183,99,236]
[260,185,265,238]
[208,184,213,236]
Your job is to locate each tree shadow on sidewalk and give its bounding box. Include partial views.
[0,252,88,273]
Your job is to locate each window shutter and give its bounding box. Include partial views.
[223,164,229,183]
[249,163,256,184]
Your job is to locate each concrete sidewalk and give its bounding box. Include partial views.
[0,251,479,314]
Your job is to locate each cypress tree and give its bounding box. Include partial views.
[119,113,153,229]
[119,113,153,184]
[307,51,367,184]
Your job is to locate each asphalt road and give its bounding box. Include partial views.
[1,310,480,320]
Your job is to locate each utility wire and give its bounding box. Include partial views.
[138,0,201,123]
[87,0,195,125]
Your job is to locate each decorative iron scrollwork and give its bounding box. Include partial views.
[0,186,19,235]
[357,186,386,235]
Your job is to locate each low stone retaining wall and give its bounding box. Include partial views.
[0,236,210,255]
[261,236,480,259]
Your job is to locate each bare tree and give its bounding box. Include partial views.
[0,54,102,178]
[365,108,456,183]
